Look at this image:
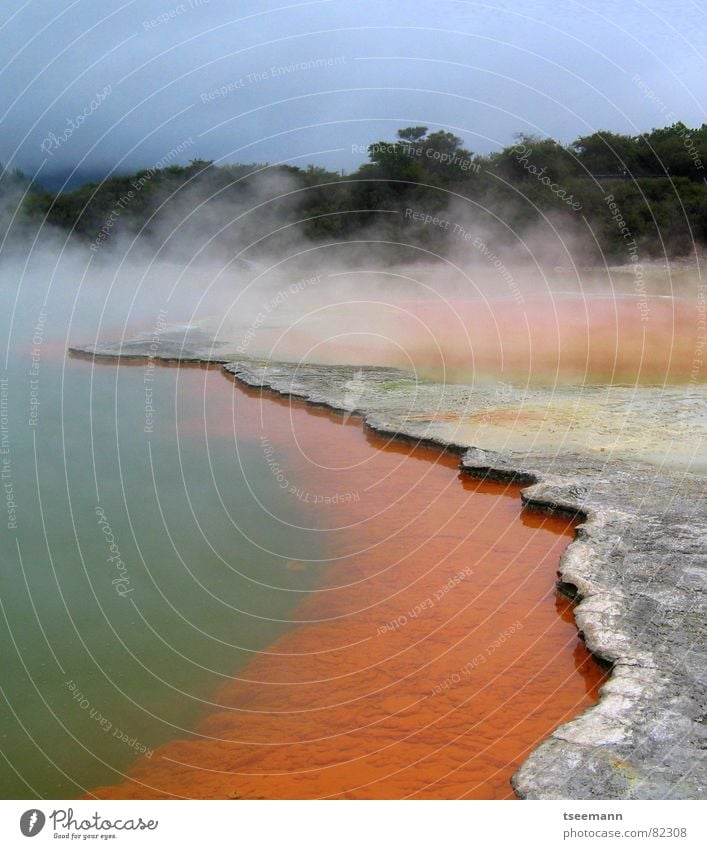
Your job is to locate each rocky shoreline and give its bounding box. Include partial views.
[70,328,706,799]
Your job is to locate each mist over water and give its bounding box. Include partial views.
[1,0,705,815]
[2,151,703,392]
[0,119,704,799]
[0,223,618,798]
[229,261,704,386]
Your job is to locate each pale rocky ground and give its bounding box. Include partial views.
[70,324,706,799]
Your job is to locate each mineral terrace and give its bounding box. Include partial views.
[71,326,707,800]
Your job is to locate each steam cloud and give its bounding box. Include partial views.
[1,166,703,387]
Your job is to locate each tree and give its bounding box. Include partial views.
[397,126,428,142]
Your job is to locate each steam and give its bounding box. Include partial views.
[1,166,703,387]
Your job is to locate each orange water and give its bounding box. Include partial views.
[253,295,700,384]
[89,367,606,799]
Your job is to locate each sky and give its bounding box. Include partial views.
[0,0,704,189]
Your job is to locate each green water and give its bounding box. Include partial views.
[0,283,326,799]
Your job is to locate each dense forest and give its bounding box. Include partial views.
[2,122,705,263]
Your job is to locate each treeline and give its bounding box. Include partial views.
[3,122,706,261]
